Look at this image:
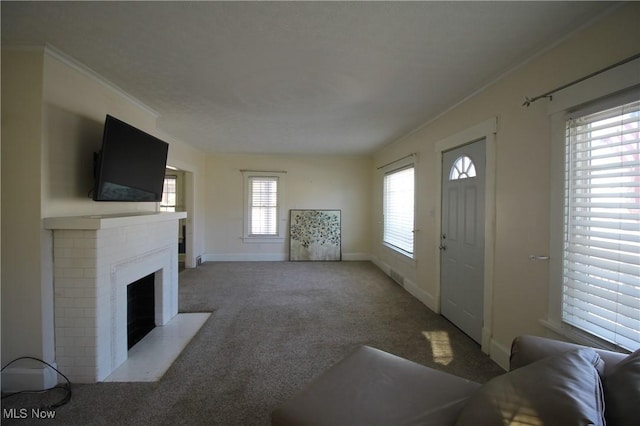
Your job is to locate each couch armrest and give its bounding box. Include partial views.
[509,335,627,376]
[272,346,480,426]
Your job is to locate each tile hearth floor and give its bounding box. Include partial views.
[104,312,210,382]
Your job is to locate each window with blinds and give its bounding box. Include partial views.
[383,165,415,256]
[160,176,177,212]
[249,176,278,236]
[563,99,640,351]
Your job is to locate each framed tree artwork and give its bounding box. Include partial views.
[289,209,341,261]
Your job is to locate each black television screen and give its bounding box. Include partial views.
[92,115,169,202]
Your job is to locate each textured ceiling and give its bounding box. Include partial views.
[1,1,614,155]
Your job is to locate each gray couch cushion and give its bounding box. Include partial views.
[604,348,640,426]
[456,348,605,426]
[509,335,608,376]
[272,345,480,426]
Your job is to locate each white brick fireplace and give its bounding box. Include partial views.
[44,212,187,383]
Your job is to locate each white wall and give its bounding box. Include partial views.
[371,3,640,367]
[1,49,53,374]
[205,154,372,261]
[39,48,207,266]
[41,51,158,218]
[1,46,208,388]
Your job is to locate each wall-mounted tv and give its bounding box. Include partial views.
[92,115,169,202]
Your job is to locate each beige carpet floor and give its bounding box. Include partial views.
[2,261,504,425]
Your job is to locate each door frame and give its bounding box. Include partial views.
[165,162,197,269]
[434,117,497,354]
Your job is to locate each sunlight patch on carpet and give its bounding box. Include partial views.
[422,330,454,366]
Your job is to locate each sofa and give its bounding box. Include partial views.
[272,335,639,425]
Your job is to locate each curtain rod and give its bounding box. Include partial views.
[522,52,640,107]
[376,153,416,170]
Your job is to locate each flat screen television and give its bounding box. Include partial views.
[92,115,169,202]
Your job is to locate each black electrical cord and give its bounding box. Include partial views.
[1,356,72,410]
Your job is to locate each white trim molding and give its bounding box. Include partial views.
[202,252,371,262]
[489,339,512,371]
[241,170,287,243]
[371,256,437,312]
[1,363,59,393]
[202,253,288,262]
[379,155,418,261]
[547,56,640,115]
[546,59,640,351]
[41,43,160,118]
[433,117,498,355]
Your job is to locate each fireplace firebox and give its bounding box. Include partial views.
[127,273,156,349]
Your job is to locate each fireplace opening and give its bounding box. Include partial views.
[127,273,156,350]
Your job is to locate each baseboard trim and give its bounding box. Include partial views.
[371,256,437,312]
[402,278,437,312]
[341,253,372,261]
[202,253,287,262]
[370,255,385,273]
[1,363,60,393]
[489,338,512,371]
[202,253,372,262]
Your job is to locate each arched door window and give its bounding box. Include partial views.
[449,155,476,180]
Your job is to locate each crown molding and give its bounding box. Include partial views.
[2,42,159,119]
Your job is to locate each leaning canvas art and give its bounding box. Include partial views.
[289,209,341,261]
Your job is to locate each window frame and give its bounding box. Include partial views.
[242,171,286,243]
[382,160,416,259]
[562,97,639,351]
[160,175,177,212]
[546,76,640,351]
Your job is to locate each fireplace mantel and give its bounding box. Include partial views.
[44,211,187,230]
[44,211,187,383]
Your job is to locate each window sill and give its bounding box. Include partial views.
[539,318,629,354]
[382,243,415,264]
[242,237,285,244]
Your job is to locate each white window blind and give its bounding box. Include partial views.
[160,176,177,212]
[563,99,640,351]
[383,165,415,256]
[249,176,278,236]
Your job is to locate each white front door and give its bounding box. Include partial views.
[440,139,486,343]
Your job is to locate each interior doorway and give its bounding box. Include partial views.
[163,167,194,270]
